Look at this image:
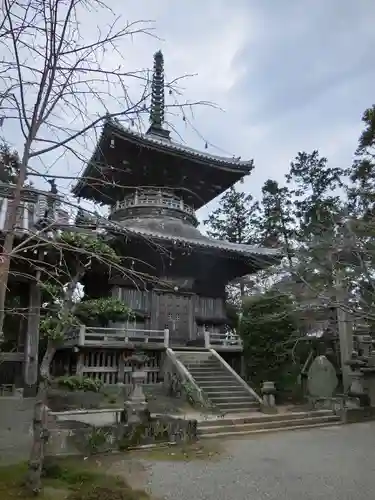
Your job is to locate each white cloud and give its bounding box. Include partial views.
[1,0,374,224]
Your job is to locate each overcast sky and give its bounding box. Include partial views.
[2,0,375,223]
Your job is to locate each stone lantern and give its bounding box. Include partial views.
[261,381,277,413]
[123,350,151,424]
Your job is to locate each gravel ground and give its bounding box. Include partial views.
[143,423,375,500]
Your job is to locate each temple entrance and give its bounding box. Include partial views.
[157,292,191,345]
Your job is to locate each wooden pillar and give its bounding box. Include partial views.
[335,271,353,392]
[150,290,159,331]
[117,352,125,384]
[240,354,246,379]
[24,281,41,395]
[76,351,84,376]
[189,294,195,341]
[16,286,29,353]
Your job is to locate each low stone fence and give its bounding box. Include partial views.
[46,413,197,457]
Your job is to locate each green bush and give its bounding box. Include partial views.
[56,375,103,393]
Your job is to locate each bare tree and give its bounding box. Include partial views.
[0,0,208,335]
[19,221,146,493]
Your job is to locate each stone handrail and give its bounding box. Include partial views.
[165,348,206,406]
[204,330,242,348]
[209,348,262,403]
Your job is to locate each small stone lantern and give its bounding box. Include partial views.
[261,381,277,413]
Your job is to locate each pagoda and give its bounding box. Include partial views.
[72,50,280,352]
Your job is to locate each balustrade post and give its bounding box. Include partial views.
[78,324,86,346]
[117,352,125,385]
[204,329,210,349]
[164,328,170,348]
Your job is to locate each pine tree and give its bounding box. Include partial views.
[0,141,22,185]
[204,185,260,298]
[258,179,295,267]
[286,150,347,240]
[348,105,375,218]
[204,186,259,244]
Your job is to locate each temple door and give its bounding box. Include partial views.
[157,293,191,345]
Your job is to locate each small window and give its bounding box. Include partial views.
[168,313,172,320]
[176,314,180,321]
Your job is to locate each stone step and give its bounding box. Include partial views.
[187,370,224,376]
[198,419,342,439]
[184,364,221,370]
[195,377,239,384]
[208,394,254,402]
[214,401,258,410]
[202,385,248,393]
[204,389,252,398]
[176,355,211,361]
[197,382,243,391]
[199,414,339,435]
[198,410,335,428]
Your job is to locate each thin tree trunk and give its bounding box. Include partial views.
[0,149,29,336]
[25,268,82,494]
[25,339,56,494]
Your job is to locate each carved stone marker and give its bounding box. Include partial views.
[307,355,338,399]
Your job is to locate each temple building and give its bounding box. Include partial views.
[72,50,280,348]
[0,51,281,411]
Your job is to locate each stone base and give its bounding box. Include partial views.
[45,415,198,457]
[124,400,149,424]
[341,406,375,424]
[260,404,278,414]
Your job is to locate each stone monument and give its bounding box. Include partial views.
[307,355,338,404]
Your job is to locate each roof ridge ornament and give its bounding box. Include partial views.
[147,50,170,140]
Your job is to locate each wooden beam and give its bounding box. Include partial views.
[0,352,24,362]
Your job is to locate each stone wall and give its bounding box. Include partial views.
[46,414,197,457]
[0,397,34,464]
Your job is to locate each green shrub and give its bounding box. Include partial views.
[56,375,103,392]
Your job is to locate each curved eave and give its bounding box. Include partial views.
[118,225,282,270]
[73,120,253,197]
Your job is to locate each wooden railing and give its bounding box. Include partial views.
[111,192,196,217]
[80,351,161,385]
[64,325,170,347]
[203,330,243,349]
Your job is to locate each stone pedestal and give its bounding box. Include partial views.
[346,353,367,406]
[124,369,149,424]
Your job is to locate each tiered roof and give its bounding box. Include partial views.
[71,51,282,271]
[73,51,253,208]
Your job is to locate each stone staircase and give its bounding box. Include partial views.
[198,410,341,438]
[174,350,260,414]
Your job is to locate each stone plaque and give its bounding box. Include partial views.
[307,355,338,398]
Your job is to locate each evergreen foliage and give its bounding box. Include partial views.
[204,103,375,391]
[240,292,297,387]
[204,186,259,244]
